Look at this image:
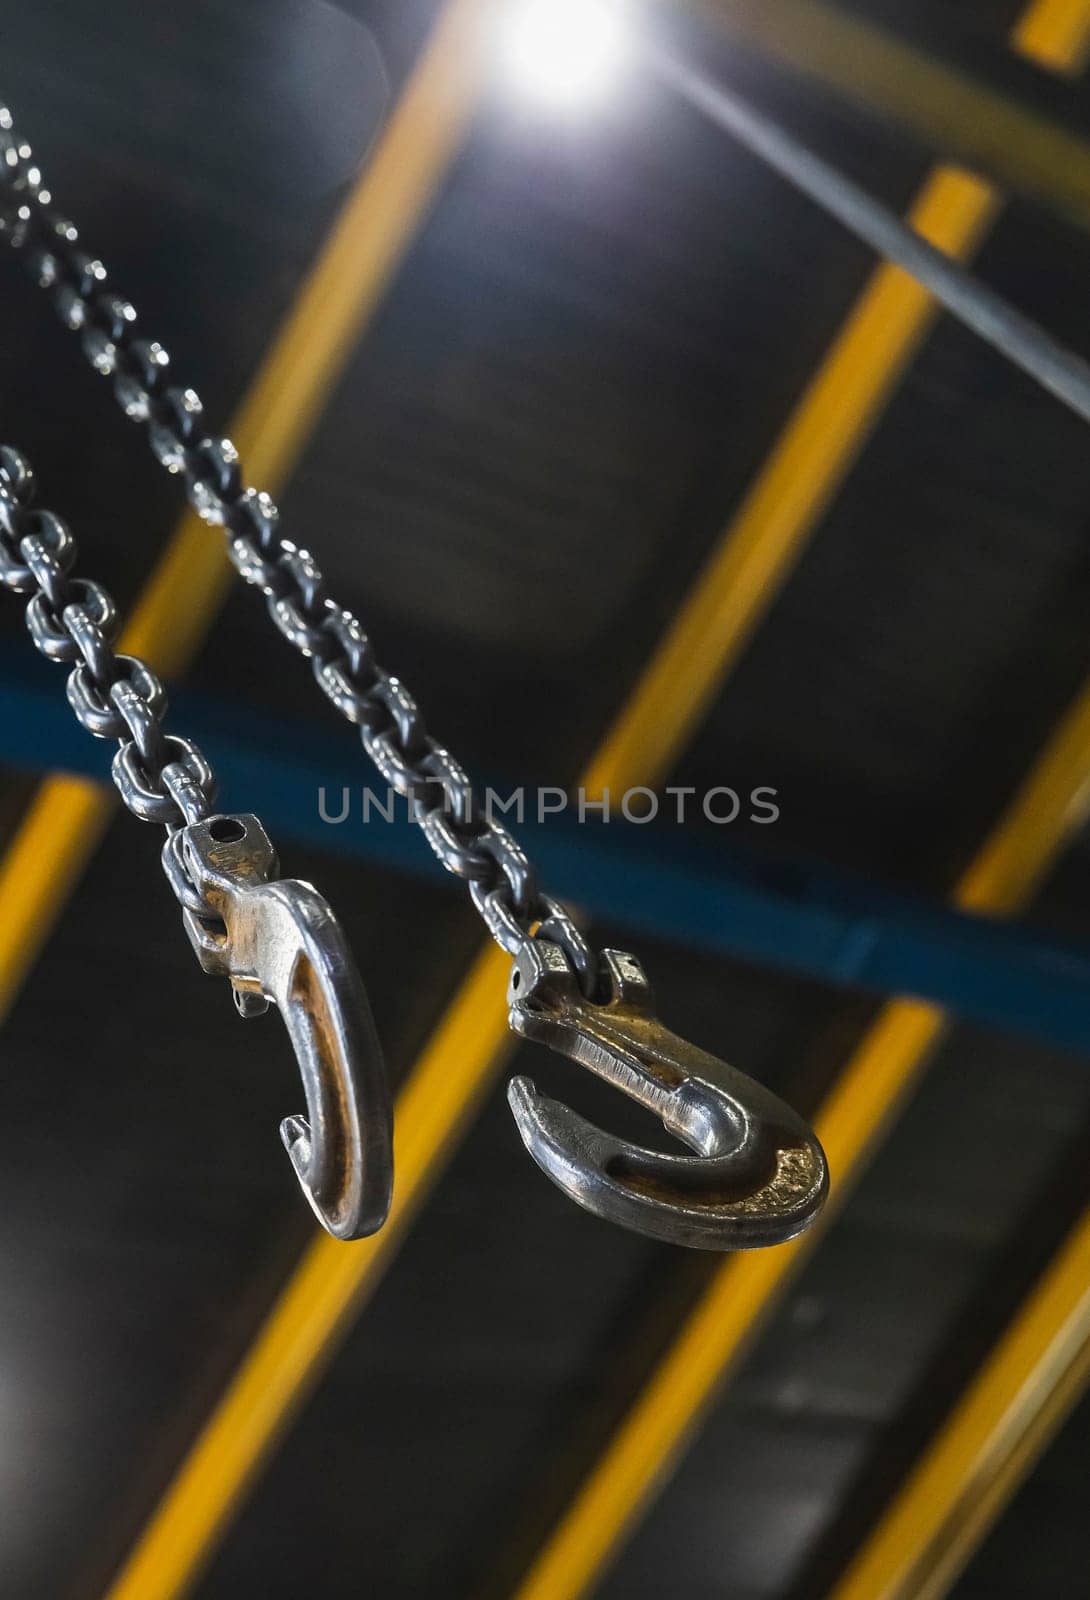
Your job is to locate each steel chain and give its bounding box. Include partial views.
[0,443,221,903]
[0,102,598,993]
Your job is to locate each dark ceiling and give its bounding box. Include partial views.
[3,1,1090,1597]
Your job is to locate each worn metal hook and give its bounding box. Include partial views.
[506,942,827,1250]
[175,814,393,1240]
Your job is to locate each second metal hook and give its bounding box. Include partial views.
[506,942,828,1250]
[175,814,393,1241]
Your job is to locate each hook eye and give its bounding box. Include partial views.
[506,943,827,1250]
[176,814,393,1240]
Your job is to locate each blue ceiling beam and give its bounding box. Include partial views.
[1,641,1089,1056]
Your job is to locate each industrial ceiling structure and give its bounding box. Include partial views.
[4,0,1090,1595]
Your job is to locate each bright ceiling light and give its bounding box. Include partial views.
[495,0,630,113]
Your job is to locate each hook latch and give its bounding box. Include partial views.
[507,942,827,1250]
[174,813,393,1241]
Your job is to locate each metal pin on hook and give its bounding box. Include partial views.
[507,942,828,1250]
[173,814,393,1241]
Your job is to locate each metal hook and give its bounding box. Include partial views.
[175,814,393,1240]
[506,942,827,1250]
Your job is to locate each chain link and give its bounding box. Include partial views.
[0,102,598,993]
[0,445,218,897]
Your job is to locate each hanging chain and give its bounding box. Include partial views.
[0,102,598,995]
[0,442,223,899]
[0,441,399,1240]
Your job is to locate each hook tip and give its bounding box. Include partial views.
[507,1073,537,1119]
[279,1113,313,1178]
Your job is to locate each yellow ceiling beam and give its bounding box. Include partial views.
[513,2,1090,1596]
[122,0,490,680]
[760,26,1090,1594]
[581,165,998,799]
[1015,0,1090,71]
[830,1204,1090,1600]
[820,684,1090,1600]
[692,0,1090,231]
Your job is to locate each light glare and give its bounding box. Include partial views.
[496,0,629,112]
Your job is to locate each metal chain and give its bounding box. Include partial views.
[0,443,223,915]
[0,102,598,994]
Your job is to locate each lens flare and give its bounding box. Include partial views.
[495,0,630,113]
